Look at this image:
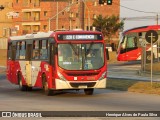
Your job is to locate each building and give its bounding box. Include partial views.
[0,0,13,49]
[12,0,120,35]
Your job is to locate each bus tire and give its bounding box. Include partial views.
[42,75,53,96]
[146,51,155,63]
[18,73,27,91]
[84,88,94,95]
[27,87,32,91]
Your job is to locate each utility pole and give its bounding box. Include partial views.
[79,0,85,30]
[157,14,159,62]
[48,2,76,31]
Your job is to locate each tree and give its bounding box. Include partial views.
[93,15,124,43]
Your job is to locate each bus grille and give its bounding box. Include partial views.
[70,82,96,88]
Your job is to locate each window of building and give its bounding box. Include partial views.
[32,25,40,32]
[70,12,74,18]
[62,12,65,15]
[76,13,78,18]
[93,14,97,19]
[23,0,29,6]
[93,1,97,6]
[44,11,47,16]
[34,0,40,6]
[43,25,47,30]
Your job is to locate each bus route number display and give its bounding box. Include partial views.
[58,34,102,40]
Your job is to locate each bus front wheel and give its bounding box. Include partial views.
[42,75,53,96]
[84,88,94,95]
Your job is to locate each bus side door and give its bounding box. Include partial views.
[25,44,32,87]
[7,43,16,83]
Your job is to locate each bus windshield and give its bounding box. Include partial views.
[58,43,104,70]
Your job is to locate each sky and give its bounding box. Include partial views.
[120,0,160,31]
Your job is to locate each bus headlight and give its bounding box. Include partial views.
[57,72,66,81]
[99,71,107,80]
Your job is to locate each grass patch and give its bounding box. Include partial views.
[107,79,160,95]
[107,79,137,91]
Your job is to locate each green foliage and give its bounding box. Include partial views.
[92,15,124,43]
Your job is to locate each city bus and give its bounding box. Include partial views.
[6,30,107,96]
[117,25,160,62]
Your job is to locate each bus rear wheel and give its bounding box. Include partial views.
[42,75,53,96]
[18,74,27,91]
[84,88,94,95]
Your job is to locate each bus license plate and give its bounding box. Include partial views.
[79,85,87,88]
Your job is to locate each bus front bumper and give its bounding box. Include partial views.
[55,78,107,90]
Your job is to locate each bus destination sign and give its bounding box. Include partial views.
[58,34,102,40]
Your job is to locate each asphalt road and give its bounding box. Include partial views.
[1,77,160,111]
[1,62,160,120]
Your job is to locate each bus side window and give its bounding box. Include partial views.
[19,41,26,59]
[32,40,40,60]
[126,36,138,48]
[40,40,48,60]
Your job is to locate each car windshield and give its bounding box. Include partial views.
[58,43,104,70]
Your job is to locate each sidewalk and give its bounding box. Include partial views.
[108,70,160,82]
[0,66,6,73]
[0,66,6,80]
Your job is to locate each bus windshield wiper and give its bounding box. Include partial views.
[69,42,79,56]
[85,42,94,56]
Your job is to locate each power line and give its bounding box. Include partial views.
[113,1,159,14]
[120,4,158,14]
[121,16,157,20]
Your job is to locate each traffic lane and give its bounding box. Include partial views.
[1,79,160,111]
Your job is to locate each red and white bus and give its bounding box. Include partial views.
[6,30,107,95]
[117,25,160,62]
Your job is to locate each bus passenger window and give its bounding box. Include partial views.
[40,49,48,59]
[33,50,40,59]
[40,40,48,59]
[19,41,26,59]
[126,37,138,48]
[32,40,40,60]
